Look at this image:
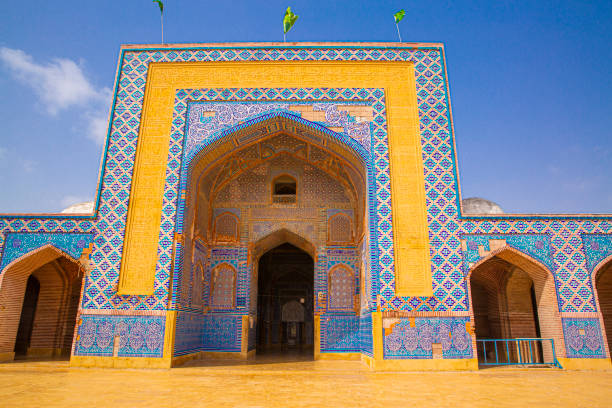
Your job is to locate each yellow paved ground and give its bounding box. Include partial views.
[0,358,611,407]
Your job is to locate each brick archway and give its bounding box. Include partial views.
[0,245,83,361]
[467,246,565,364]
[593,256,612,360]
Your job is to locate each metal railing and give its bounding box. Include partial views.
[476,338,562,368]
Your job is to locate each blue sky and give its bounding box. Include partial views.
[1,0,611,214]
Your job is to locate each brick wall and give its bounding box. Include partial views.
[505,268,538,338]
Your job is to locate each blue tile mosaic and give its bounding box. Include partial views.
[383,317,472,359]
[74,315,164,358]
[202,314,241,352]
[0,232,94,272]
[582,234,612,273]
[562,318,606,358]
[321,314,360,352]
[174,311,205,356]
[360,313,374,357]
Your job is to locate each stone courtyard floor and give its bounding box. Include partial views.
[0,358,611,407]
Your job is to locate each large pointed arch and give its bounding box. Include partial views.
[181,112,369,243]
[172,108,371,360]
[177,112,370,283]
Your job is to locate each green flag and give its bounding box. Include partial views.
[393,9,405,42]
[394,9,405,24]
[153,0,163,14]
[152,0,164,44]
[283,7,299,34]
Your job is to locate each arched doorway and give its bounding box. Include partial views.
[468,247,564,366]
[594,258,612,360]
[256,243,314,356]
[0,246,83,361]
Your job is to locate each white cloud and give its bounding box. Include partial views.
[0,47,111,144]
[83,103,112,144]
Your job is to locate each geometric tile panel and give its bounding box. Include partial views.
[562,318,607,358]
[359,313,374,357]
[174,311,205,357]
[74,314,165,358]
[325,247,358,313]
[582,234,612,273]
[462,234,554,271]
[383,317,472,359]
[201,314,241,352]
[320,314,360,352]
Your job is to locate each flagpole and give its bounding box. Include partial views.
[161,14,164,44]
[395,22,402,42]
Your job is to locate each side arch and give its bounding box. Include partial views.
[467,245,556,285]
[0,244,84,360]
[467,244,565,361]
[592,256,612,359]
[1,244,83,282]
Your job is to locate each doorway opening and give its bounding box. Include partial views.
[14,275,40,356]
[0,247,83,361]
[256,243,314,358]
[595,260,612,360]
[469,249,563,367]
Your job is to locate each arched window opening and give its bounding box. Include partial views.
[213,212,239,243]
[328,265,355,311]
[191,261,205,307]
[328,213,352,244]
[210,263,236,309]
[272,175,297,203]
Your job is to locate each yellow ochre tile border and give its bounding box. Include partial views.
[118,61,433,298]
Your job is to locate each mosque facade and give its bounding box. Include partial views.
[0,43,611,370]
